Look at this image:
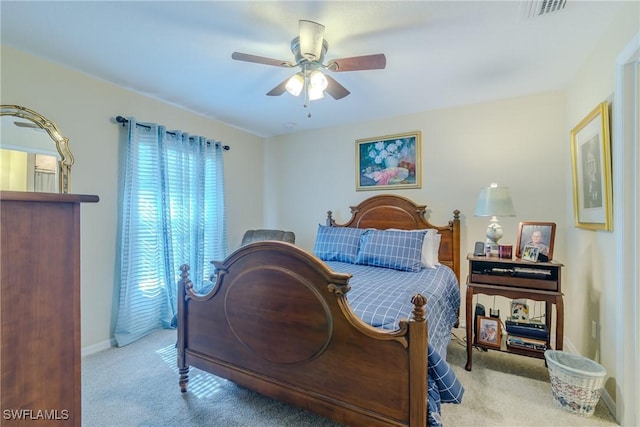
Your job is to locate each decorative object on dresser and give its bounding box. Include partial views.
[0,191,99,427]
[515,221,556,261]
[570,101,613,231]
[497,244,513,259]
[355,131,421,191]
[465,253,564,371]
[0,105,74,193]
[177,194,463,427]
[1,105,75,194]
[473,183,516,253]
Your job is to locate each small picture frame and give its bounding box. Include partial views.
[515,222,556,261]
[510,299,530,321]
[522,245,539,262]
[476,316,501,349]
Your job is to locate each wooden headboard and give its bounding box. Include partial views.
[326,194,461,282]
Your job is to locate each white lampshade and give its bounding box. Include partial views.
[474,183,516,217]
[285,74,304,97]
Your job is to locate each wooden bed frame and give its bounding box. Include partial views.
[177,195,461,427]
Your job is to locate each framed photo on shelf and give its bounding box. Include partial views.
[570,101,613,231]
[510,299,530,321]
[476,316,501,349]
[355,131,421,191]
[522,245,540,262]
[515,222,556,261]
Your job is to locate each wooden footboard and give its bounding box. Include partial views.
[177,241,429,427]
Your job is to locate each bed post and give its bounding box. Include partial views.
[177,264,190,393]
[408,294,428,427]
[451,209,461,284]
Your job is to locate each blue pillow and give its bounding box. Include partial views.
[313,225,367,263]
[355,229,427,272]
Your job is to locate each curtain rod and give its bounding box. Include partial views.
[115,116,230,151]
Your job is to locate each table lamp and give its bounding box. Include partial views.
[474,183,516,252]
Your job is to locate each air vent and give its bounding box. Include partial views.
[521,0,567,19]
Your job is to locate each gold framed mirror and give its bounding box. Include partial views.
[1,105,74,193]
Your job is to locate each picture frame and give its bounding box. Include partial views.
[522,245,540,262]
[515,222,556,261]
[570,102,613,231]
[356,131,421,191]
[476,316,501,349]
[510,299,530,321]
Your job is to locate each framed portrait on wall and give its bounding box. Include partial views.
[355,131,421,191]
[570,102,613,231]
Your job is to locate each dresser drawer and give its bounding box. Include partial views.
[470,273,559,291]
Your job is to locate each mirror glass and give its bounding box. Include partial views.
[0,105,74,193]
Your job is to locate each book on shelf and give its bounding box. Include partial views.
[505,320,549,340]
[506,335,547,352]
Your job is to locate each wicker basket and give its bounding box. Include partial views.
[544,350,607,416]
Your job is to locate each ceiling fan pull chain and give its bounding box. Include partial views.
[303,70,310,111]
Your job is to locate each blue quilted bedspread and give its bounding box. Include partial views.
[324,261,464,426]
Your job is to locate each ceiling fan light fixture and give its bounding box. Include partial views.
[309,70,328,91]
[308,86,324,101]
[299,20,325,61]
[285,73,304,96]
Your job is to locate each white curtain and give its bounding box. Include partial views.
[114,117,227,347]
[34,170,56,192]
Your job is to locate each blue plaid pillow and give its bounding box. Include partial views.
[313,225,367,263]
[355,229,427,272]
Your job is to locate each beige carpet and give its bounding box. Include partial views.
[82,328,618,426]
[443,329,616,426]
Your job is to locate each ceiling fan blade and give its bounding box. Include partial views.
[327,54,387,72]
[266,77,289,96]
[324,75,350,100]
[299,20,325,61]
[231,52,294,68]
[13,121,39,129]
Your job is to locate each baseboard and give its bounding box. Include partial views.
[81,338,115,357]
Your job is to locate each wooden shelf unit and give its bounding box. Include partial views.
[465,253,564,371]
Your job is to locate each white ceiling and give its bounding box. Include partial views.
[0,1,625,138]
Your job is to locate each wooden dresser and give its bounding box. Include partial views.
[1,191,98,426]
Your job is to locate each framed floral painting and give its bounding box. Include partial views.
[355,131,421,191]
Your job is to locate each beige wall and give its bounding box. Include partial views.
[564,0,639,416]
[1,45,265,351]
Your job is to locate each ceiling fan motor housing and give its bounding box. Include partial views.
[291,36,328,68]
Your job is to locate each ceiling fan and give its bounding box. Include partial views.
[231,20,386,103]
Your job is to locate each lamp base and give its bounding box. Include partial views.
[486,216,504,253]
